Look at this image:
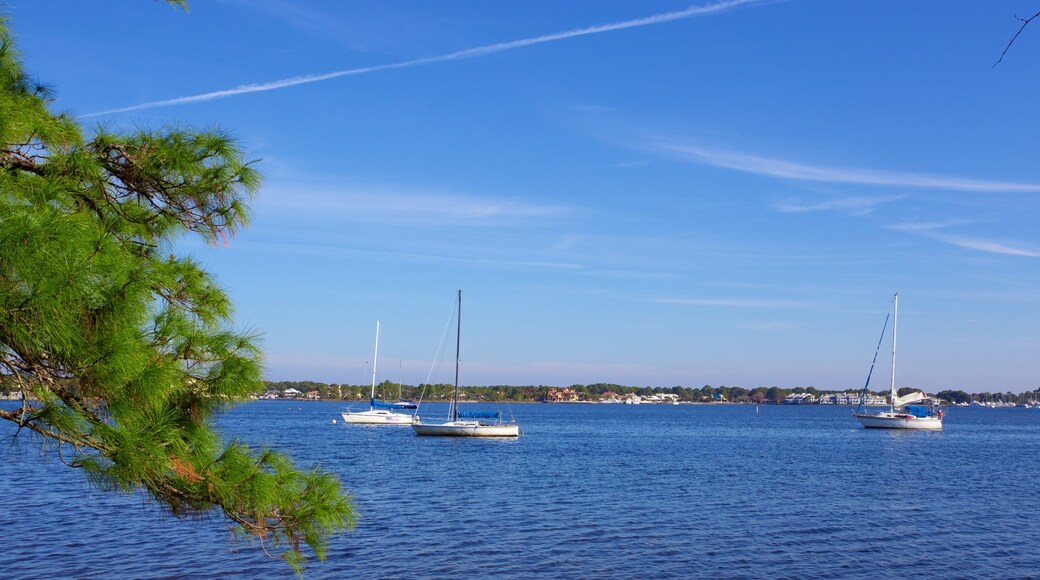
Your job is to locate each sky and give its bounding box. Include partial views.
[6,1,1040,392]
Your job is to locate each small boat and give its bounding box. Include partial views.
[387,361,418,409]
[413,291,519,437]
[342,321,416,425]
[852,293,943,430]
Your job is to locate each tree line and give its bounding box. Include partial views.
[259,381,1040,405]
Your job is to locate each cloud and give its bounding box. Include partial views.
[583,269,678,280]
[613,159,658,169]
[653,297,812,308]
[86,0,771,116]
[656,140,1040,193]
[247,240,587,271]
[775,195,904,215]
[737,321,796,330]
[926,233,1040,258]
[259,186,577,226]
[885,219,975,232]
[884,220,1040,258]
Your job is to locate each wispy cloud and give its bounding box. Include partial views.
[248,240,587,271]
[737,320,796,330]
[613,159,658,169]
[86,0,770,116]
[884,219,1039,257]
[584,269,678,280]
[775,195,904,215]
[653,297,812,308]
[260,186,577,226]
[656,140,1040,193]
[885,219,976,232]
[926,233,1040,258]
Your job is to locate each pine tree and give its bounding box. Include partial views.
[0,10,354,574]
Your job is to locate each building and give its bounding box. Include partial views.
[783,393,817,404]
[599,391,621,403]
[545,387,580,402]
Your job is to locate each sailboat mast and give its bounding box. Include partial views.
[453,290,462,422]
[890,293,898,412]
[371,320,380,408]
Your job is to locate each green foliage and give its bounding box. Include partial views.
[0,13,353,574]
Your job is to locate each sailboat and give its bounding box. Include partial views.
[341,321,416,425]
[852,293,943,430]
[388,361,418,410]
[412,291,520,437]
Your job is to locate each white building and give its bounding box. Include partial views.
[783,393,816,404]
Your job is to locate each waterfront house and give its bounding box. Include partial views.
[783,393,817,404]
[545,387,580,403]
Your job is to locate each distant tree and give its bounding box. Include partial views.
[729,387,749,403]
[766,386,787,404]
[0,9,353,574]
[700,385,713,401]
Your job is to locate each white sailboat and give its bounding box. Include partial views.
[413,291,520,437]
[853,293,943,430]
[341,321,415,425]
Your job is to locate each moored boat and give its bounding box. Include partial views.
[852,293,943,430]
[342,321,416,425]
[412,291,519,438]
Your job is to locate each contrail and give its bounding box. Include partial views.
[85,0,769,116]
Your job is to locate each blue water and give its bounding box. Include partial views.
[3,402,1039,578]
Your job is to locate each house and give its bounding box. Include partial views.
[600,391,621,403]
[283,387,302,399]
[818,392,887,405]
[306,390,321,400]
[783,393,816,404]
[545,387,579,402]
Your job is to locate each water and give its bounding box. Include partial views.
[3,402,1039,578]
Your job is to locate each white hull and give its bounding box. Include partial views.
[854,412,942,430]
[341,410,415,425]
[412,420,519,437]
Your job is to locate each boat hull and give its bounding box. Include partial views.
[853,412,942,430]
[341,410,415,425]
[413,420,519,437]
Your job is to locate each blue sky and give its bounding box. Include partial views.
[7,1,1040,392]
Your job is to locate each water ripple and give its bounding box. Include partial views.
[3,403,1040,578]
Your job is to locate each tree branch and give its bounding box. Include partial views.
[994,10,1040,67]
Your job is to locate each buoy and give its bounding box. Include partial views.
[332,419,337,424]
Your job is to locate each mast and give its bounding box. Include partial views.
[890,293,898,412]
[371,320,380,410]
[453,290,462,422]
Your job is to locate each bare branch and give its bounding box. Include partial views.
[995,10,1040,67]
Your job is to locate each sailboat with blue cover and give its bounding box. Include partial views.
[412,291,519,437]
[342,321,415,425]
[852,293,943,430]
